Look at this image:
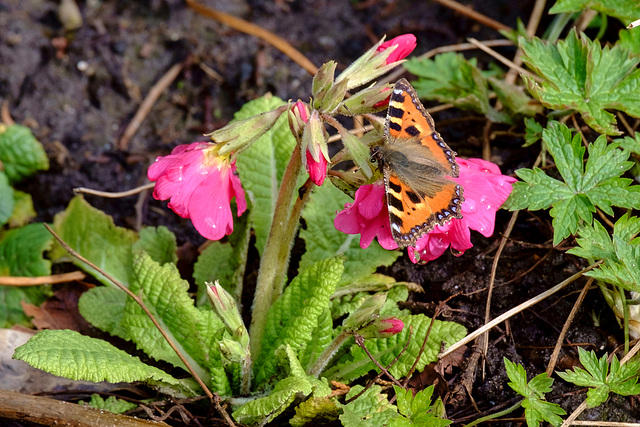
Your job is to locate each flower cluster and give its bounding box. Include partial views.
[335,158,516,263]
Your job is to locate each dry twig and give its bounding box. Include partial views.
[0,271,86,286]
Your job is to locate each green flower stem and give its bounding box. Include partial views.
[249,144,303,360]
[308,330,351,378]
[241,354,252,395]
[463,400,522,427]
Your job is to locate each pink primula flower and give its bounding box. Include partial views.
[334,158,516,263]
[148,142,247,241]
[377,34,417,64]
[334,182,398,250]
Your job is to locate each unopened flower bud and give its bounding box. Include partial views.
[219,338,247,364]
[312,61,337,109]
[343,293,387,332]
[210,105,287,156]
[288,100,309,140]
[339,83,394,116]
[335,126,374,180]
[318,77,349,114]
[207,281,249,348]
[301,111,330,185]
[359,317,404,339]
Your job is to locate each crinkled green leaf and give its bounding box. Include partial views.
[520,30,640,135]
[298,308,333,371]
[325,314,466,382]
[332,283,411,320]
[391,385,451,427]
[557,348,640,408]
[505,121,640,245]
[301,182,400,287]
[132,226,177,265]
[0,124,49,182]
[405,53,511,123]
[78,286,128,338]
[339,384,399,426]
[193,211,250,306]
[233,376,313,425]
[291,396,340,427]
[234,95,297,256]
[8,190,36,228]
[505,358,565,427]
[79,394,137,414]
[254,257,344,385]
[50,196,137,287]
[122,251,230,395]
[13,329,197,397]
[550,0,640,24]
[0,172,14,227]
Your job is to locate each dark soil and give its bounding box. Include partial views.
[1,0,636,425]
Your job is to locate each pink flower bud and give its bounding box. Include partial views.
[377,34,417,64]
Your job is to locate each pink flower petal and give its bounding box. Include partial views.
[377,34,417,64]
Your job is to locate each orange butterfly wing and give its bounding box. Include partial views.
[380,78,464,248]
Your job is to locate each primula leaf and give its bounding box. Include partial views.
[254,257,344,386]
[79,394,137,414]
[290,396,340,427]
[520,30,640,135]
[122,251,230,395]
[13,329,197,397]
[505,121,640,245]
[405,53,511,123]
[234,95,297,256]
[0,124,49,182]
[331,280,411,320]
[132,226,177,265]
[557,348,640,408]
[550,0,640,24]
[0,172,14,227]
[325,314,466,382]
[0,223,53,328]
[78,286,129,339]
[50,196,138,287]
[505,358,565,427]
[339,384,399,426]
[193,211,251,306]
[300,182,400,287]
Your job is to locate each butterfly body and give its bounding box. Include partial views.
[374,78,464,248]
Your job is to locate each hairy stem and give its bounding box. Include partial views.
[249,145,303,360]
[308,330,351,378]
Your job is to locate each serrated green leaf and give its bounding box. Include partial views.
[619,27,640,56]
[232,375,314,425]
[132,226,177,265]
[234,95,297,256]
[489,77,542,118]
[79,394,137,414]
[300,182,400,287]
[524,118,544,147]
[291,396,340,427]
[0,172,15,227]
[122,251,230,395]
[78,286,128,338]
[193,211,250,306]
[521,30,640,135]
[8,190,36,228]
[0,124,49,182]
[405,53,511,123]
[50,196,137,287]
[13,329,197,396]
[391,385,451,427]
[505,358,565,427]
[550,0,640,24]
[298,308,333,371]
[506,121,640,245]
[326,314,466,382]
[339,384,399,426]
[254,257,344,385]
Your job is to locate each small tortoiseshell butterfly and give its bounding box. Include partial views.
[372,78,464,248]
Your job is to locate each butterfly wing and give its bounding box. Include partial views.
[381,78,464,248]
